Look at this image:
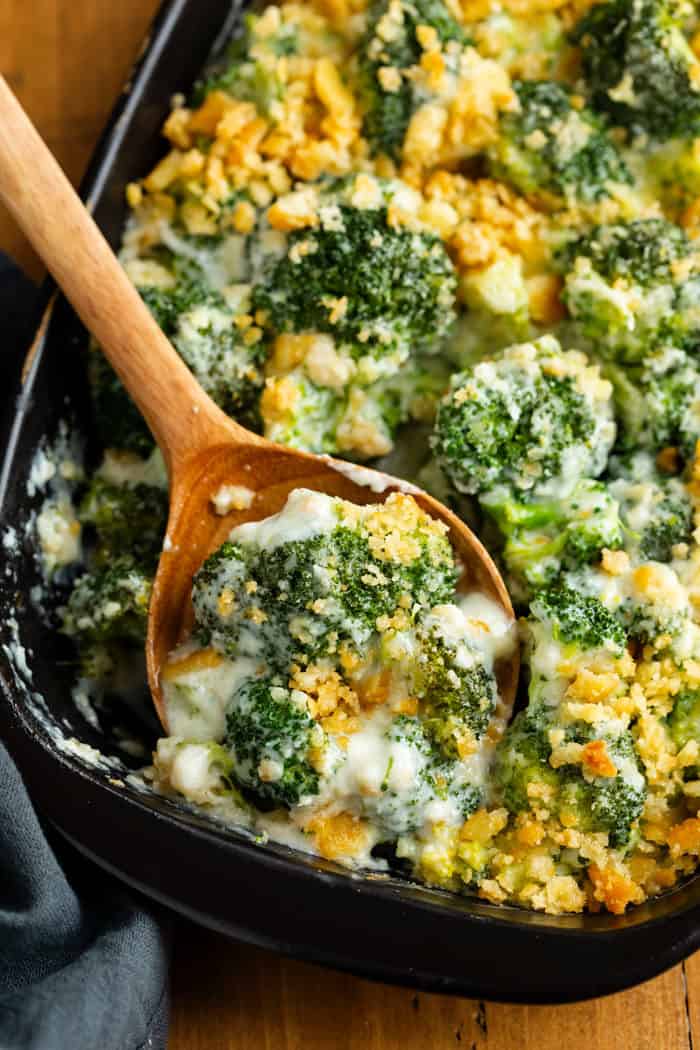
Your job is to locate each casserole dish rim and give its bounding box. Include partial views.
[1,0,698,1004]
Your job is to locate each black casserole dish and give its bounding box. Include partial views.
[0,0,699,1003]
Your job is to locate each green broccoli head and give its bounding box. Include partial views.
[61,557,152,645]
[138,260,212,335]
[224,678,321,808]
[494,704,646,848]
[88,352,154,457]
[636,493,694,562]
[192,11,296,112]
[566,555,694,649]
[192,490,457,665]
[563,217,689,286]
[668,688,700,778]
[481,479,624,598]
[605,350,700,457]
[564,488,624,563]
[620,570,693,645]
[370,715,482,835]
[357,0,467,159]
[571,0,700,140]
[492,703,559,813]
[139,266,264,424]
[260,372,346,455]
[252,187,457,363]
[78,477,168,568]
[260,358,445,459]
[561,219,700,361]
[556,724,646,849]
[251,179,456,457]
[432,336,615,498]
[171,300,264,424]
[608,451,693,562]
[489,79,631,202]
[531,584,628,654]
[413,622,498,757]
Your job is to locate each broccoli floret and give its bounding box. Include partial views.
[88,353,154,457]
[192,12,295,113]
[608,451,693,562]
[139,268,265,423]
[192,490,457,664]
[357,0,467,158]
[260,360,446,458]
[61,557,152,645]
[138,264,212,335]
[572,0,700,140]
[481,479,623,597]
[609,350,700,459]
[668,689,700,778]
[252,191,457,363]
[561,219,700,361]
[91,259,219,448]
[432,336,615,498]
[489,80,631,202]
[78,477,168,568]
[555,726,645,848]
[78,640,120,682]
[224,678,321,808]
[563,218,689,287]
[171,300,264,424]
[494,703,645,848]
[620,570,692,644]
[524,580,629,713]
[531,584,628,653]
[260,373,346,454]
[566,556,696,650]
[251,180,456,455]
[636,495,694,561]
[414,623,498,757]
[492,703,559,812]
[369,715,482,835]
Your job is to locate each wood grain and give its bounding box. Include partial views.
[686,953,700,1041]
[0,3,697,1048]
[169,923,695,1050]
[0,0,157,278]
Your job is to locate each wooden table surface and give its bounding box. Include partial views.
[1,2,698,1046]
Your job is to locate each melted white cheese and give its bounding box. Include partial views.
[321,457,422,495]
[163,647,261,740]
[231,488,338,549]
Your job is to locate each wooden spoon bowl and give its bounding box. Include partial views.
[0,75,518,738]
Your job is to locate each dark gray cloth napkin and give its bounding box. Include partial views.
[0,255,171,1049]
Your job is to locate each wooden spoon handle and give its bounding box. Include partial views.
[0,75,250,471]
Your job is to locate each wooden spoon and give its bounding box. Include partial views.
[0,76,518,735]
